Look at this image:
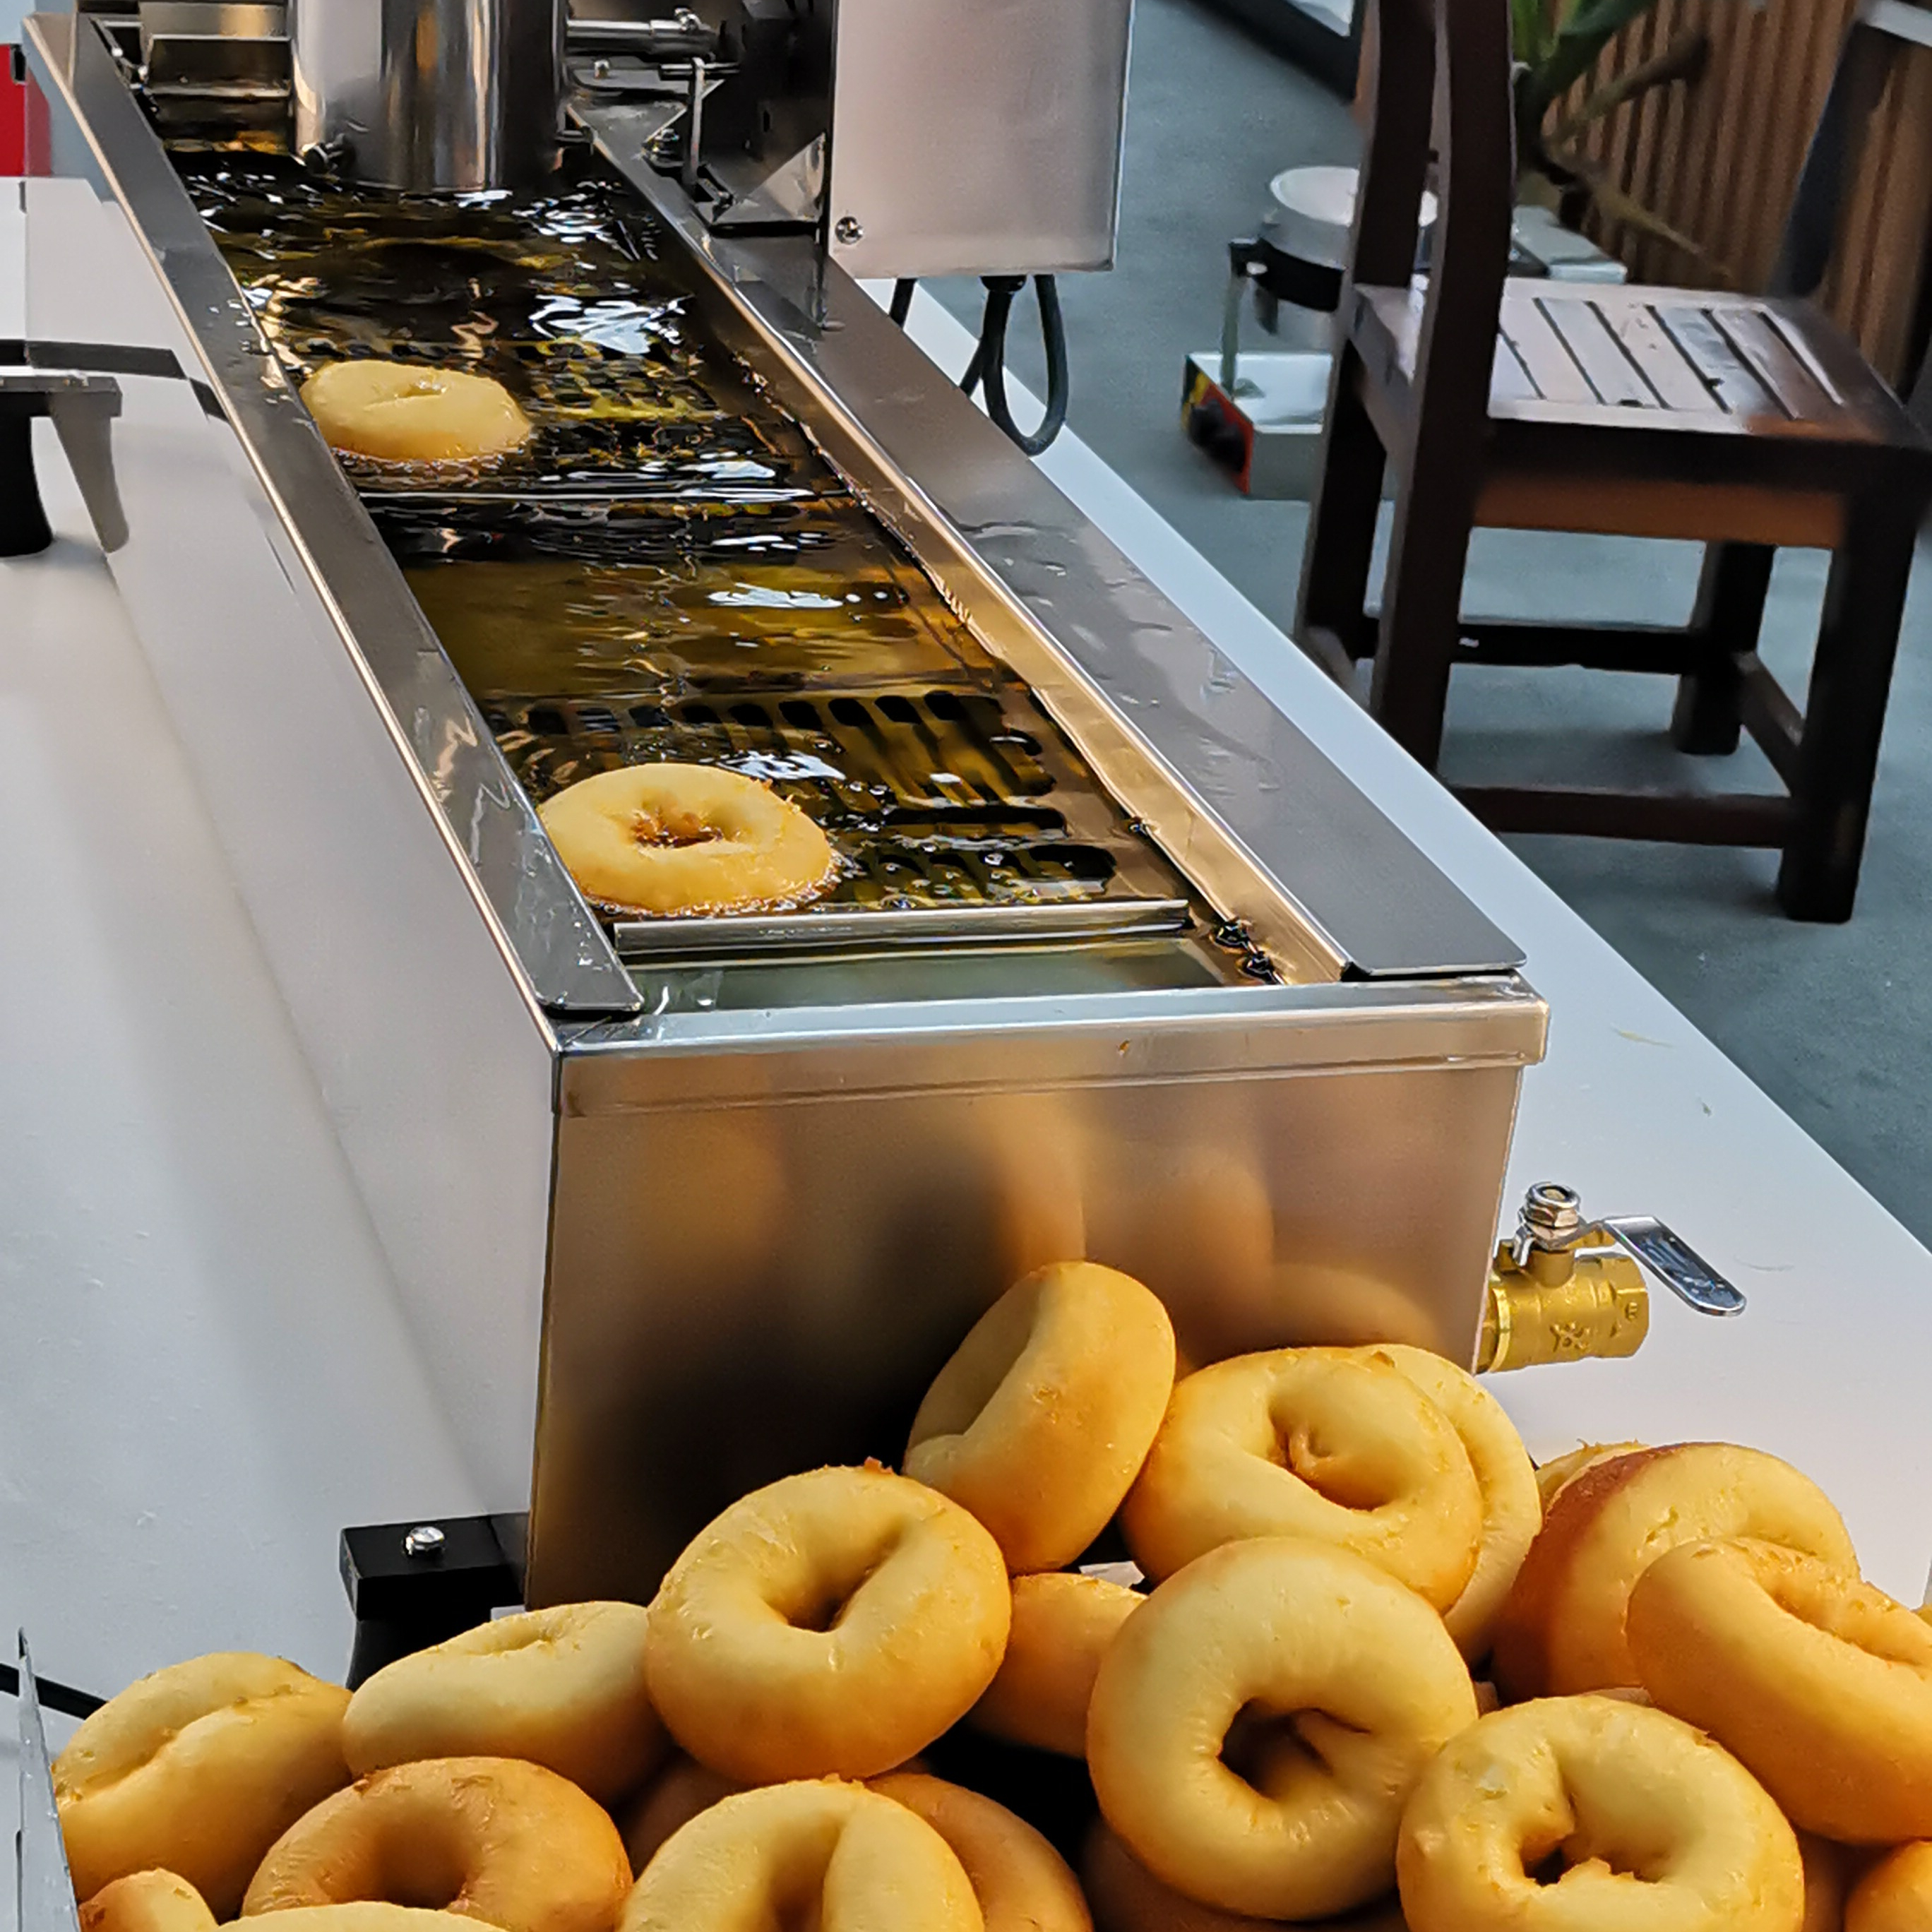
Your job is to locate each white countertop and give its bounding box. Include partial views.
[0,192,483,1787]
[6,192,1931,1859]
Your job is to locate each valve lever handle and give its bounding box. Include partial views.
[1597,1215,1746,1316]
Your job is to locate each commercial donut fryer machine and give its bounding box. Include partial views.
[18,0,1549,1609]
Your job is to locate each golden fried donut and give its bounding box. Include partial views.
[1087,1536,1477,1919]
[618,1757,744,1876]
[241,1756,631,1932]
[222,1912,484,1932]
[343,1602,664,1803]
[905,1263,1176,1573]
[967,1571,1140,1757]
[1081,1826,1277,1932]
[1848,1844,1932,1932]
[1366,1344,1540,1659]
[54,1653,351,1916]
[80,1872,215,1932]
[1493,1443,1858,1700]
[1081,1827,1407,1932]
[300,361,532,462]
[645,1465,1010,1783]
[871,1774,1090,1932]
[1628,1538,1932,1842]
[1119,1348,1483,1606]
[539,763,836,917]
[1533,1442,1646,1513]
[619,1779,981,1932]
[1398,1695,1803,1932]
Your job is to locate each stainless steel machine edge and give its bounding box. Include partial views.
[23,18,577,1516]
[23,12,1551,1603]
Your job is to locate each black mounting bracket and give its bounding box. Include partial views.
[338,1513,528,1687]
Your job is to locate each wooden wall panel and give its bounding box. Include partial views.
[1573,0,1932,380]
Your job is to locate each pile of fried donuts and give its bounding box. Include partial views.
[55,1258,1932,1932]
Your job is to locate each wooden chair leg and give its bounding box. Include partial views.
[1777,493,1920,921]
[1367,442,1479,772]
[1296,345,1386,682]
[1671,542,1775,755]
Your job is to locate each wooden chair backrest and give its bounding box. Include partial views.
[1349,0,1517,441]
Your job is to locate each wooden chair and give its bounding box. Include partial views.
[1295,0,1932,920]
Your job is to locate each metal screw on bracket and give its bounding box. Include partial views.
[834,215,864,245]
[402,1525,447,1559]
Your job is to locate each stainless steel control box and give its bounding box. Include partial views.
[823,0,1133,278]
[628,0,1133,276]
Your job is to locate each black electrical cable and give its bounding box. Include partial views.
[1,1659,106,1719]
[960,273,1070,457]
[888,278,917,326]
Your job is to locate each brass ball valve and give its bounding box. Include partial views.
[1476,1181,1743,1373]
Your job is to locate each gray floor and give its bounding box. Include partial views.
[931,0,1932,1244]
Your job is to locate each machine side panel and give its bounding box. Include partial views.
[21,172,556,1517]
[534,1042,1527,1603]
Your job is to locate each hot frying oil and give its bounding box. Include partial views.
[169,148,1215,926]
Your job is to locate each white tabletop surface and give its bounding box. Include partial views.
[6,191,1932,1873]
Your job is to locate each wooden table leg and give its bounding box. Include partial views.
[1777,491,1921,921]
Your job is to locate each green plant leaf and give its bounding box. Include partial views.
[1532,0,1668,113]
[1554,146,1736,282]
[1546,26,1709,144]
[1510,0,1556,72]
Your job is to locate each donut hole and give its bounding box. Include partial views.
[1525,1844,1570,1887]
[763,1873,826,1932]
[630,808,720,851]
[1261,1365,1440,1515]
[1219,1701,1283,1784]
[770,1533,901,1634]
[1220,1700,1370,1794]
[458,1606,575,1657]
[788,1570,876,1633]
[1516,1808,1671,1888]
[363,1829,470,1914]
[1276,1419,1393,1510]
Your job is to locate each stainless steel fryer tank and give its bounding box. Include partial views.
[22,9,1546,1606]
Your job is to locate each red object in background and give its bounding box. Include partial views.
[1,47,25,173]
[1,44,48,173]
